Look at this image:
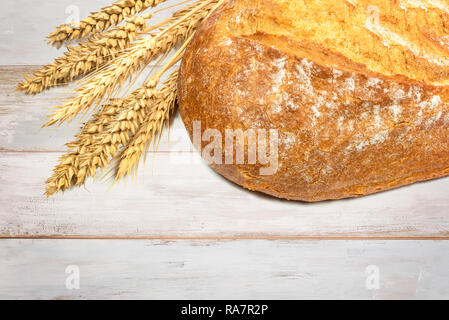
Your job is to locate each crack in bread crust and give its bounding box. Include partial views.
[232,0,449,85]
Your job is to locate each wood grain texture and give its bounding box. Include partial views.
[1,239,449,299]
[1,66,449,239]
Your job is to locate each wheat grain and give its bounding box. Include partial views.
[18,15,151,95]
[44,0,217,127]
[47,0,168,48]
[45,71,178,197]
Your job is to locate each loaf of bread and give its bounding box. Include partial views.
[178,0,449,202]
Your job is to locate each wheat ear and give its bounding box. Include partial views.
[45,101,122,197]
[114,72,177,181]
[47,0,168,48]
[19,15,152,95]
[44,0,218,127]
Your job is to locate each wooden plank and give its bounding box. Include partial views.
[0,66,193,152]
[1,239,448,299]
[1,151,449,238]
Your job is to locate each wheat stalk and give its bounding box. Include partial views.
[40,0,226,196]
[47,0,168,48]
[44,0,218,127]
[45,70,178,197]
[18,15,152,95]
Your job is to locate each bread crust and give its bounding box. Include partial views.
[178,0,449,201]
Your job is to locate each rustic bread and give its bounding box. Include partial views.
[177,0,449,202]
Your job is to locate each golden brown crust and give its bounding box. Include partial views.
[178,0,449,201]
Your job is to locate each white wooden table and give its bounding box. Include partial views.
[1,0,449,300]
